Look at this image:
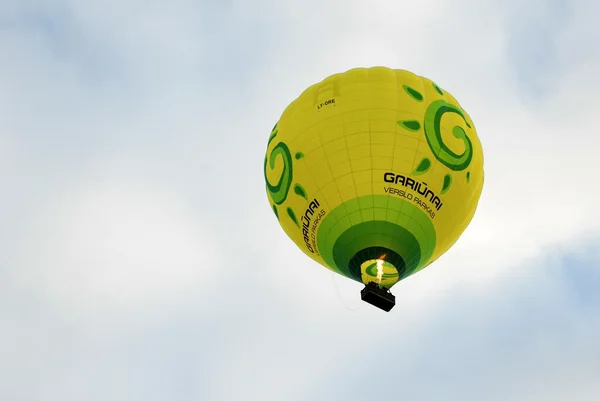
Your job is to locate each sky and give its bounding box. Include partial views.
[1,0,599,400]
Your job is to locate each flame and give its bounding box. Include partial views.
[376,254,386,284]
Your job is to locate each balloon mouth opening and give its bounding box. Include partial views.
[349,247,404,288]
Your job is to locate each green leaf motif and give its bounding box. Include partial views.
[398,120,421,131]
[287,207,299,227]
[441,174,452,194]
[413,158,431,175]
[294,184,308,200]
[403,85,423,102]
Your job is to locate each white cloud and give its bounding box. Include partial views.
[1,0,599,400]
[11,167,220,316]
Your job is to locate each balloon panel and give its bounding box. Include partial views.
[264,67,484,288]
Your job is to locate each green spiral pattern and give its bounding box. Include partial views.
[263,125,294,205]
[423,99,473,171]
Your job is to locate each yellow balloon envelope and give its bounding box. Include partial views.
[263,67,484,307]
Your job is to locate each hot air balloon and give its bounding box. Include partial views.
[263,67,484,311]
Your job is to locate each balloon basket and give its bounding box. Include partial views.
[360,282,395,312]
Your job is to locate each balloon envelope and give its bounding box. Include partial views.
[264,67,484,289]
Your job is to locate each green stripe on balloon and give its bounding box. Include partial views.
[332,221,420,281]
[316,195,437,285]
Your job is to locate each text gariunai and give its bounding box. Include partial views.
[383,172,443,219]
[301,198,325,253]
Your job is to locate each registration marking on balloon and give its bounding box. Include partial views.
[263,67,484,288]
